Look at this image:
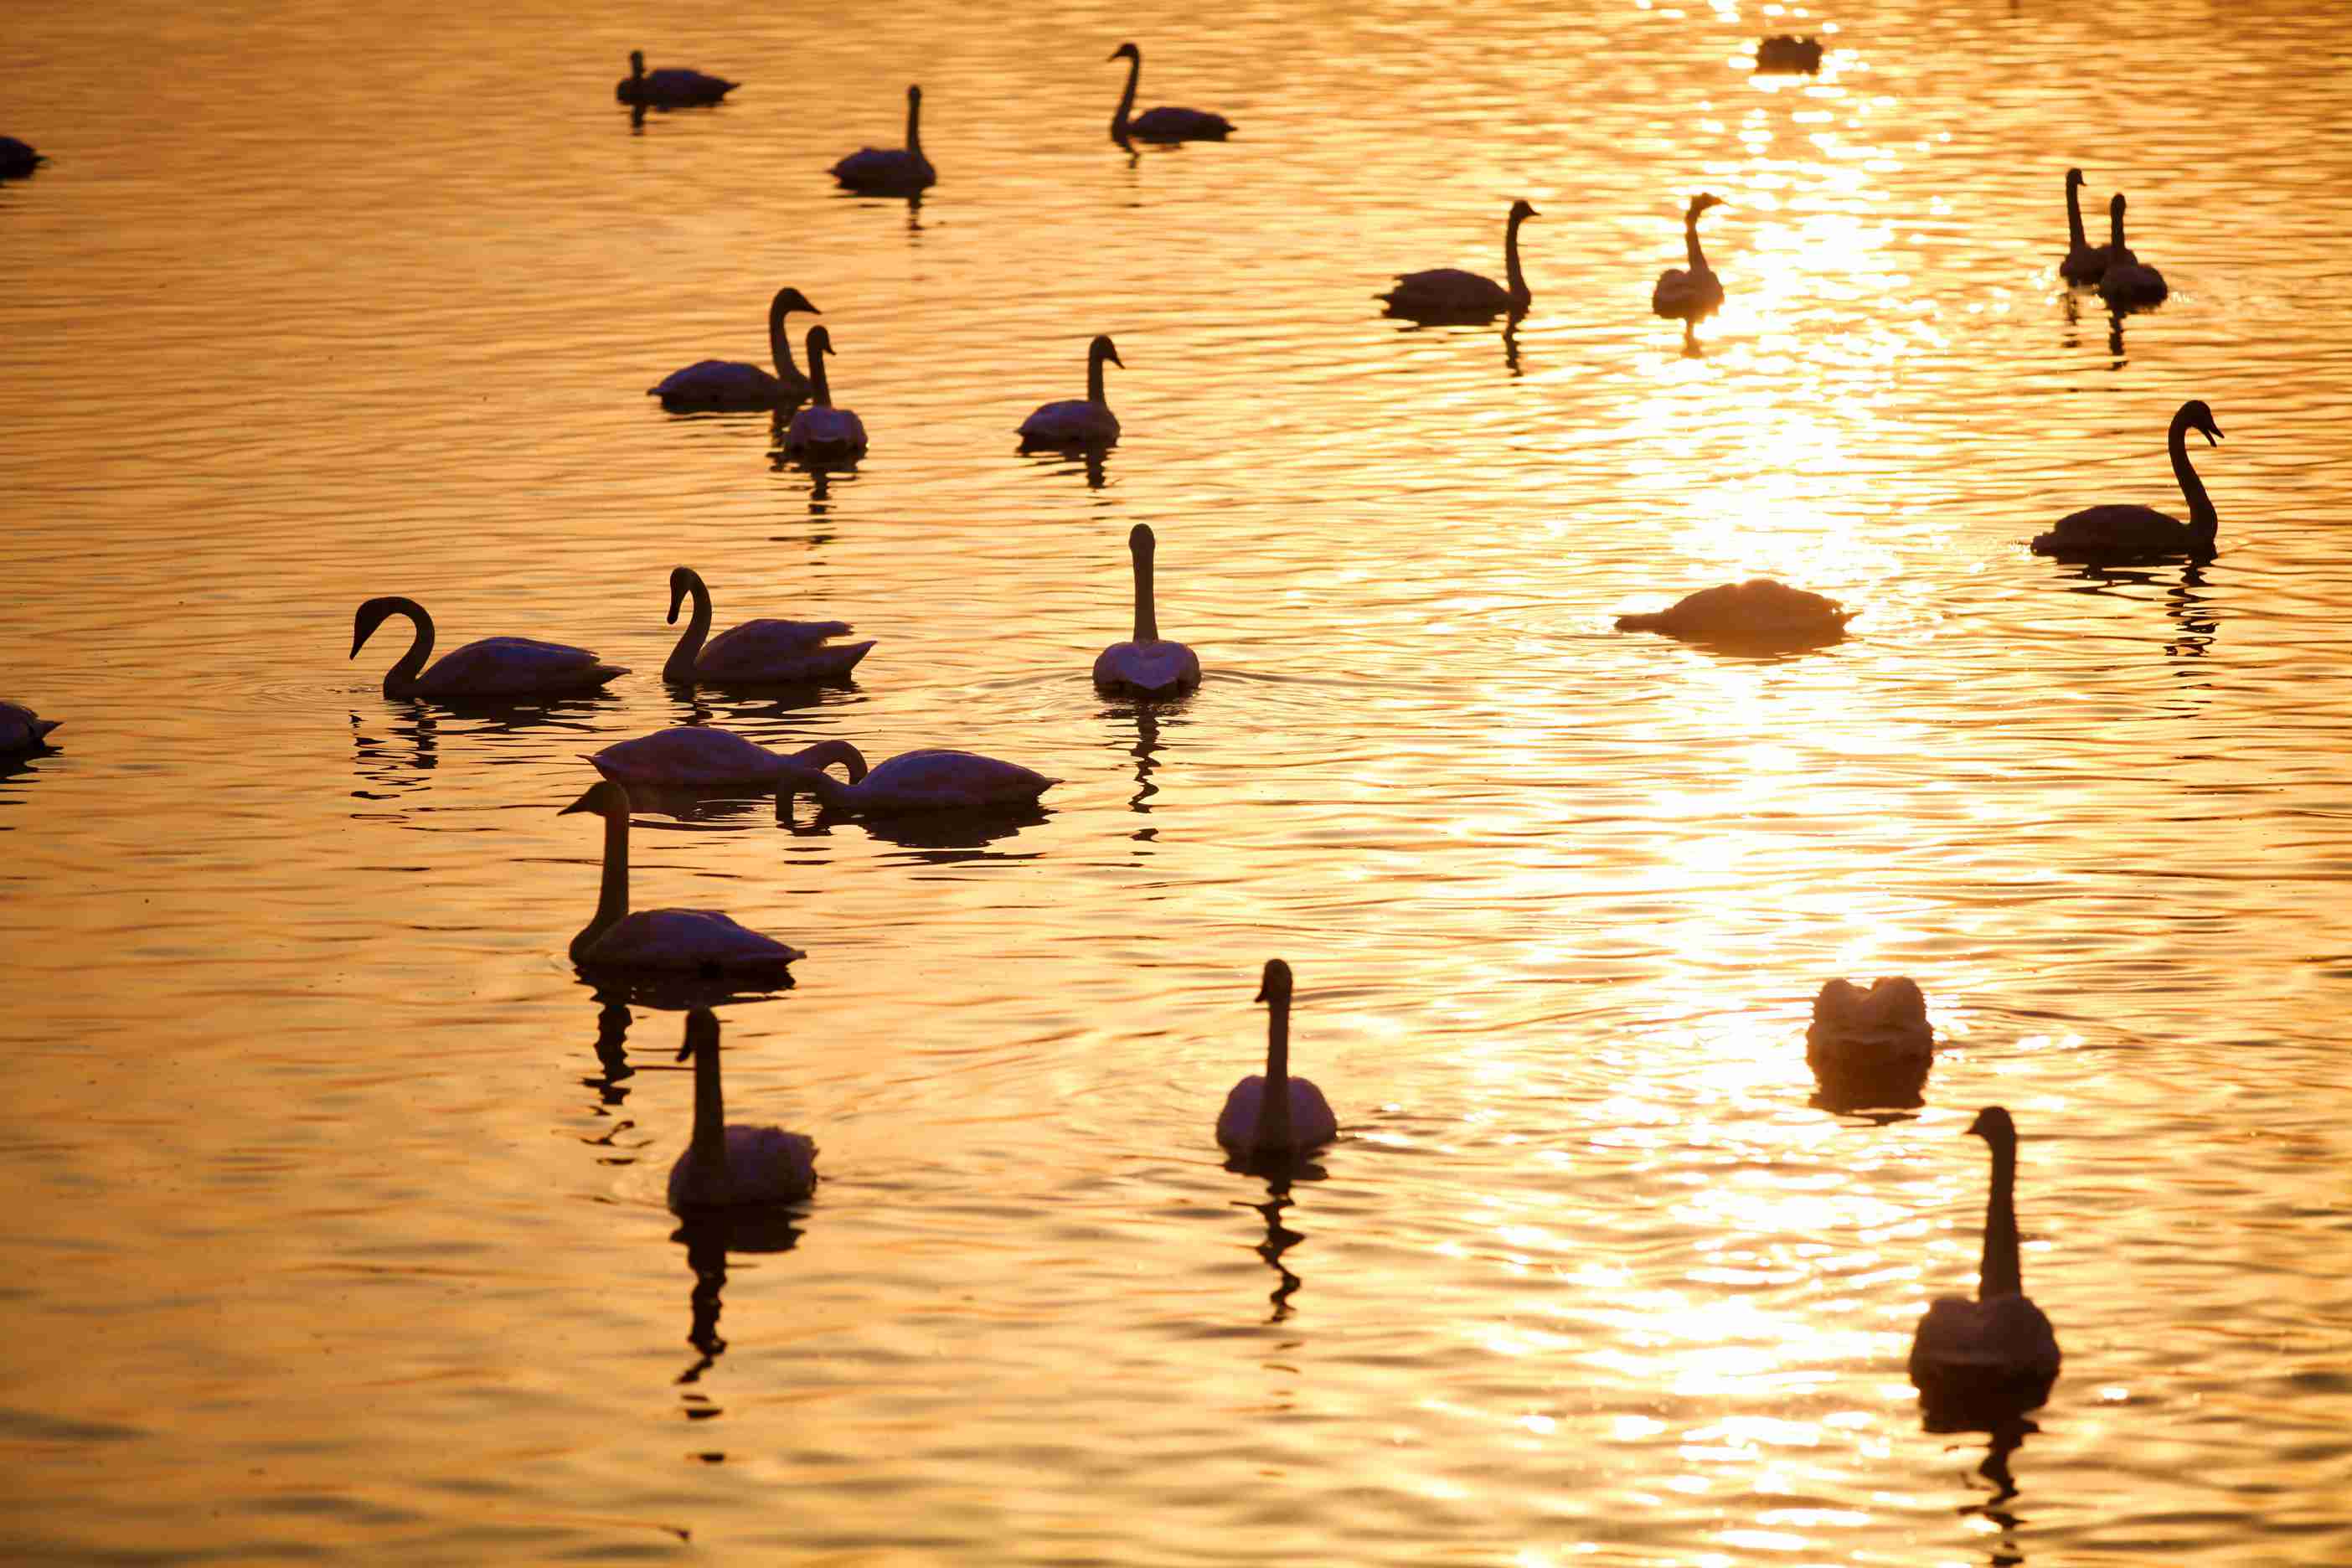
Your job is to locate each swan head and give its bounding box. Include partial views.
[1255,958,1293,1007]
[1130,521,1156,559]
[665,565,703,625]
[560,779,633,820]
[1509,199,1540,222]
[769,286,820,318]
[2179,399,2223,446]
[2066,167,2085,188]
[805,324,835,361]
[1110,41,1141,64]
[906,84,922,108]
[629,49,645,74]
[1967,1105,2018,1148]
[350,595,414,659]
[1688,192,1724,219]
[678,1006,719,1062]
[2109,192,2126,219]
[1091,333,1124,369]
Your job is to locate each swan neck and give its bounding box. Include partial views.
[1256,998,1293,1150]
[1505,210,1529,301]
[1113,53,1139,136]
[1132,544,1158,643]
[770,299,802,383]
[782,766,854,813]
[1088,348,1111,409]
[905,92,922,155]
[2066,178,2086,250]
[1979,1136,2023,1299]
[808,348,832,408]
[1685,209,1710,271]
[664,575,713,681]
[2171,417,2216,534]
[691,1035,728,1172]
[384,599,432,696]
[575,806,630,959]
[2108,203,2126,251]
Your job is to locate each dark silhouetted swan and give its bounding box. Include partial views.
[0,702,61,754]
[1216,960,1339,1157]
[662,566,874,685]
[560,781,806,972]
[616,51,737,109]
[0,137,44,179]
[1806,977,1932,1075]
[1615,579,1852,646]
[1909,1107,2061,1417]
[1108,43,1234,143]
[1019,335,1123,449]
[2031,400,2221,560]
[351,596,627,700]
[2097,193,2168,310]
[589,729,866,792]
[1380,200,1538,323]
[1653,193,1725,341]
[831,85,935,193]
[776,749,1055,818]
[2057,169,2112,286]
[668,1008,818,1210]
[781,327,869,460]
[1095,524,1200,696]
[1755,35,1823,73]
[647,287,819,409]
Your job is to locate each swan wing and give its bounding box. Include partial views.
[1617,580,1849,638]
[786,405,869,456]
[415,637,626,699]
[669,1126,818,1209]
[698,617,858,674]
[2030,505,2190,558]
[581,908,805,973]
[1127,106,1234,142]
[2059,243,2112,286]
[830,149,934,192]
[627,68,736,107]
[647,359,783,405]
[1093,639,1201,695]
[1910,1294,2061,1382]
[1018,400,1121,446]
[0,703,59,753]
[586,726,784,787]
[1652,266,1723,320]
[1380,268,1509,320]
[1215,1075,1338,1151]
[2098,262,2168,309]
[859,749,1056,812]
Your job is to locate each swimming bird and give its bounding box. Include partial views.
[1379,200,1539,323]
[0,702,61,755]
[830,85,935,193]
[2097,193,2168,310]
[2030,400,2222,561]
[781,327,869,461]
[560,780,806,972]
[0,137,44,179]
[1615,579,1852,645]
[776,749,1055,818]
[2057,169,2112,286]
[1908,1107,2061,1418]
[647,287,820,409]
[588,729,866,792]
[1806,977,1932,1077]
[351,596,627,701]
[616,51,737,110]
[1019,335,1124,450]
[1754,34,1824,73]
[662,566,874,685]
[1652,193,1726,342]
[1094,524,1200,696]
[668,1008,818,1210]
[1107,42,1234,143]
[1215,960,1339,1158]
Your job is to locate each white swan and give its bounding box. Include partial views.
[830,85,935,193]
[1754,34,1823,73]
[668,1008,818,1210]
[1018,335,1123,450]
[1108,43,1234,143]
[560,780,807,972]
[2097,193,2168,310]
[1805,976,1932,1076]
[647,287,819,409]
[1653,193,1726,341]
[2031,400,2222,560]
[0,137,44,179]
[0,702,61,755]
[1615,579,1852,644]
[588,730,866,792]
[776,749,1055,818]
[1094,524,1201,696]
[2057,169,2112,286]
[352,596,627,700]
[616,51,737,110]
[781,327,869,461]
[1379,199,1539,323]
[663,565,874,685]
[1215,960,1339,1157]
[1909,1106,2062,1414]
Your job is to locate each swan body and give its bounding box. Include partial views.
[647,287,819,409]
[0,137,44,179]
[1380,199,1538,322]
[1019,334,1123,448]
[2057,169,2112,286]
[616,51,737,109]
[1108,43,1234,143]
[588,730,866,792]
[662,565,873,684]
[351,596,626,700]
[1806,977,1932,1075]
[560,780,806,972]
[1755,35,1823,73]
[831,85,935,193]
[2097,193,2168,310]
[1216,960,1339,1156]
[1095,523,1200,696]
[1909,1107,2061,1416]
[782,326,869,460]
[1653,193,1726,334]
[0,703,61,754]
[778,748,1055,818]
[2031,400,2222,560]
[668,1008,818,1210]
[1616,579,1852,643]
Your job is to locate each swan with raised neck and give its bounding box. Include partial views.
[668,1008,818,1210]
[558,780,806,972]
[1018,334,1125,448]
[782,326,869,459]
[1108,42,1235,144]
[646,286,818,408]
[1215,960,1339,1158]
[776,748,1055,818]
[829,85,936,193]
[1378,199,1539,323]
[2097,193,2169,310]
[1094,524,1201,694]
[2057,169,2112,286]
[1908,1106,2061,1415]
[661,565,874,685]
[350,596,627,700]
[1652,193,1726,338]
[2031,399,2221,560]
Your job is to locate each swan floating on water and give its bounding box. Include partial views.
[1019,335,1124,450]
[2057,169,2112,286]
[590,730,866,792]
[1754,35,1824,74]
[1652,193,1726,342]
[2097,193,2168,310]
[776,748,1055,818]
[668,1008,818,1210]
[1806,977,1932,1099]
[663,566,874,685]
[831,85,935,193]
[1108,43,1234,143]
[1909,1106,2062,1419]
[616,51,737,109]
[647,287,819,409]
[0,137,44,179]
[2031,400,2222,561]
[1216,960,1339,1158]
[781,327,869,461]
[0,702,61,755]
[1095,524,1201,696]
[351,596,627,700]
[1379,200,1539,323]
[1615,579,1852,645]
[560,780,807,973]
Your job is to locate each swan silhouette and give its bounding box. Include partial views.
[1018,335,1124,450]
[2031,400,2222,561]
[662,566,874,685]
[1216,960,1339,1157]
[1652,193,1725,343]
[1909,1107,2061,1420]
[0,137,44,179]
[1805,977,1933,1109]
[1108,43,1234,143]
[2057,170,2112,286]
[830,85,935,193]
[781,327,869,461]
[589,729,866,792]
[0,702,61,755]
[351,596,627,700]
[1615,579,1852,646]
[647,287,819,409]
[616,51,737,109]
[2097,193,2168,310]
[1379,200,1538,323]
[776,749,1055,818]
[1095,524,1200,696]
[668,1008,818,1210]
[1754,35,1823,74]
[560,781,806,973]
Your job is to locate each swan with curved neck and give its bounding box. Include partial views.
[1615,579,1852,646]
[1094,524,1201,695]
[350,596,627,700]
[662,565,874,685]
[2097,193,2168,309]
[0,137,44,180]
[829,85,935,193]
[560,780,806,972]
[1108,43,1234,143]
[776,749,1055,818]
[1909,1106,2061,1414]
[1019,335,1124,449]
[668,1008,818,1210]
[1379,200,1539,323]
[1652,193,1726,342]
[616,50,738,109]
[1215,960,1339,1157]
[647,287,819,408]
[781,327,869,460]
[2032,400,2222,560]
[2057,169,2112,286]
[0,702,61,755]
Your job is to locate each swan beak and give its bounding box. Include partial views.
[2204,423,2224,446]
[1253,980,1269,1002]
[558,787,600,815]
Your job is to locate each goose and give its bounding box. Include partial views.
[776,749,1055,818]
[1805,976,1932,1077]
[1652,193,1726,340]
[646,287,819,409]
[1018,335,1124,450]
[0,702,61,755]
[560,780,806,972]
[588,730,867,792]
[2056,169,2112,286]
[1215,960,1339,1157]
[2097,193,2168,310]
[1909,1106,2062,1416]
[1379,200,1539,323]
[0,137,44,179]
[1615,579,1852,643]
[1754,34,1824,74]
[616,51,738,110]
[830,85,935,194]
[668,1008,818,1210]
[662,565,874,685]
[781,327,869,461]
[351,596,627,700]
[1108,43,1234,143]
[2031,400,2222,560]
[1094,524,1200,696]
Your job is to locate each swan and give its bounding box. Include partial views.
[1018,335,1124,450]
[1805,976,1932,1076]
[1215,960,1340,1157]
[830,85,935,194]
[668,1008,818,1210]
[647,287,820,409]
[2031,400,2222,560]
[781,327,869,461]
[0,702,61,755]
[351,596,627,700]
[776,749,1056,818]
[0,137,44,179]
[616,51,738,109]
[1908,1106,2062,1416]
[1615,579,1852,643]
[1652,193,1726,340]
[589,730,866,792]
[560,779,806,972]
[2057,169,2112,286]
[663,566,874,685]
[1094,524,1201,696]
[1754,34,1824,73]
[2097,193,2168,310]
[1108,43,1234,143]
[1379,200,1539,323]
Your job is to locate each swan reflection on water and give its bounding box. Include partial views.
[670,1205,807,1416]
[1229,1171,1321,1324]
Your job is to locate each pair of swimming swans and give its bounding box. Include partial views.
[1108,43,1233,144]
[352,596,627,701]
[0,702,61,755]
[647,287,819,410]
[832,85,934,194]
[1380,200,1538,324]
[616,50,735,109]
[2058,171,2167,307]
[2032,400,2224,560]
[587,729,1054,811]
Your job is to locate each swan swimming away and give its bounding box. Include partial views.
[781,327,869,461]
[0,702,61,755]
[0,137,44,179]
[1806,977,1932,1076]
[1095,524,1201,696]
[1754,35,1823,74]
[668,1008,818,1210]
[2057,169,2112,286]
[1909,1106,2061,1416]
[1379,199,1539,323]
[662,565,874,685]
[560,780,806,972]
[647,287,820,409]
[351,596,627,700]
[2031,400,2222,561]
[1216,960,1339,1157]
[1019,335,1124,450]
[2097,193,2169,310]
[776,749,1055,818]
[616,51,737,109]
[1615,579,1853,644]
[1652,193,1726,341]
[588,730,866,792]
[830,85,935,193]
[1108,43,1234,143]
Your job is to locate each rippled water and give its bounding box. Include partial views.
[5,0,2350,1561]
